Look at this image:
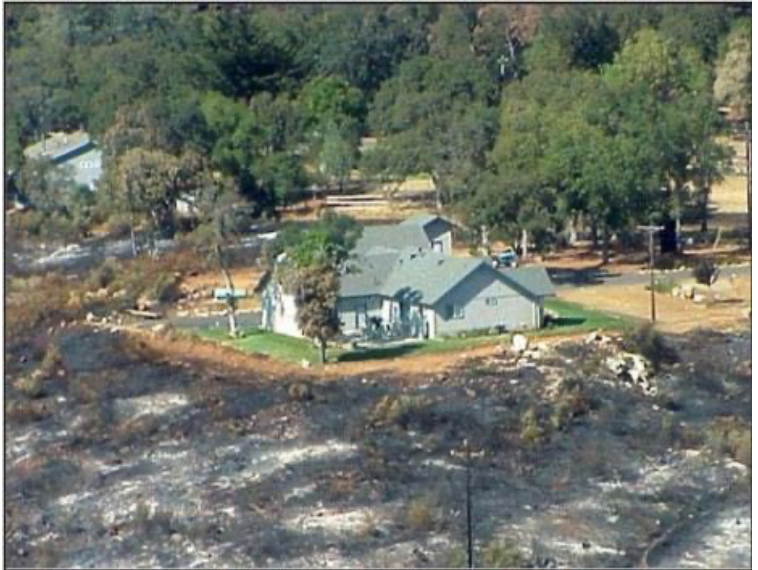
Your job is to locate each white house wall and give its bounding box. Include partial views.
[424,221,453,255]
[433,266,539,336]
[268,286,304,338]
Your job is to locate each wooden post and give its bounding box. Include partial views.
[466,442,474,569]
[638,225,664,323]
[746,122,752,245]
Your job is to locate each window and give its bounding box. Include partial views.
[486,297,498,306]
[447,304,465,320]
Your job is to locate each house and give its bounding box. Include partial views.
[261,214,556,340]
[354,213,454,256]
[23,130,103,191]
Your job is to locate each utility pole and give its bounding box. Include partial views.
[465,441,474,569]
[638,225,664,323]
[745,121,751,245]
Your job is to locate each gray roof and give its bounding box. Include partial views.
[340,252,399,297]
[400,213,442,227]
[353,225,430,255]
[500,266,556,297]
[340,249,556,303]
[378,249,484,305]
[24,131,94,163]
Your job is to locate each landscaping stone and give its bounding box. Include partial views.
[512,334,530,353]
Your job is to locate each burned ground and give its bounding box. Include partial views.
[4,324,751,568]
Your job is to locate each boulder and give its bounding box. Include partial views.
[151,323,168,333]
[511,334,530,353]
[671,286,681,298]
[86,312,96,323]
[681,285,694,299]
[692,293,706,304]
[137,296,158,311]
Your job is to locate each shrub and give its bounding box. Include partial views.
[39,343,64,378]
[550,378,592,432]
[482,540,523,569]
[368,394,432,430]
[444,547,468,568]
[6,400,51,423]
[520,407,545,448]
[705,416,751,467]
[287,382,314,402]
[15,373,45,399]
[403,495,438,531]
[87,258,120,290]
[692,258,718,286]
[623,324,678,371]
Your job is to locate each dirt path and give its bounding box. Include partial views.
[115,324,584,383]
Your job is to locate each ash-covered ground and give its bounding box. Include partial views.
[5,325,751,568]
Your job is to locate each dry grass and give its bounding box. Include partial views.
[559,275,751,333]
[402,494,439,532]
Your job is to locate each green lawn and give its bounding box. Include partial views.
[336,333,508,362]
[539,298,639,336]
[194,300,633,364]
[197,327,345,364]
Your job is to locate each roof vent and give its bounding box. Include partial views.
[437,259,445,265]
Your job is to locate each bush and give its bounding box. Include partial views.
[287,382,314,402]
[367,394,433,430]
[15,373,45,399]
[692,258,718,286]
[6,400,51,423]
[705,416,751,467]
[87,258,120,290]
[520,407,545,448]
[403,495,438,531]
[623,324,678,371]
[482,540,523,569]
[39,343,64,378]
[550,378,592,432]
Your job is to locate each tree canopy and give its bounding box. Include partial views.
[5,4,748,250]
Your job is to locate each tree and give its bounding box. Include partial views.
[713,20,751,120]
[472,4,541,81]
[300,75,363,141]
[292,263,341,364]
[191,175,253,338]
[271,212,362,362]
[112,148,202,255]
[319,123,356,193]
[18,157,76,215]
[366,53,496,205]
[601,29,729,247]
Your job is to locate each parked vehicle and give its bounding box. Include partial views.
[492,247,519,268]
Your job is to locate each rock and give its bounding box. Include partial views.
[137,296,158,311]
[681,285,694,299]
[511,334,530,353]
[465,388,476,399]
[86,312,96,323]
[113,289,127,299]
[301,359,311,369]
[671,286,681,298]
[96,288,109,299]
[693,293,706,304]
[742,308,751,319]
[585,331,602,344]
[170,532,183,544]
[151,323,168,333]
